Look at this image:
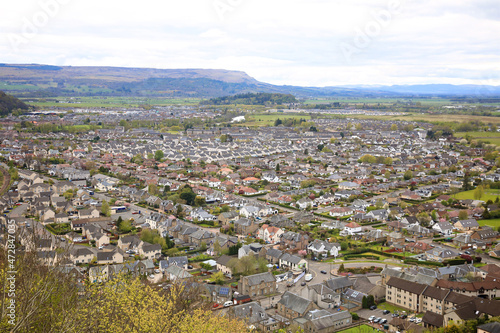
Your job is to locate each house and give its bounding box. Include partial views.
[454,219,480,231]
[432,221,454,236]
[234,218,259,236]
[296,197,313,210]
[139,242,161,260]
[239,272,277,297]
[406,241,433,254]
[324,277,354,294]
[265,248,283,265]
[478,322,500,333]
[280,231,309,251]
[238,243,264,259]
[278,291,318,319]
[165,265,191,281]
[296,310,352,333]
[364,229,387,242]
[307,239,340,258]
[167,256,189,269]
[229,302,282,332]
[203,284,232,305]
[71,248,95,264]
[218,211,239,226]
[279,253,307,271]
[342,222,362,236]
[301,283,340,309]
[190,208,216,221]
[387,231,405,244]
[425,247,459,262]
[471,229,498,244]
[239,205,260,218]
[216,255,234,277]
[257,224,284,244]
[96,249,124,265]
[329,207,353,218]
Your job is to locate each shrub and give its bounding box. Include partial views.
[350,312,359,320]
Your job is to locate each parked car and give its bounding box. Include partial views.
[401,314,407,319]
[301,282,306,286]
[368,316,376,321]
[382,310,390,315]
[320,270,327,274]
[415,318,422,324]
[380,319,387,324]
[374,318,381,323]
[370,305,377,310]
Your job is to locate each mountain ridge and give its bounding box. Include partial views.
[1,63,499,98]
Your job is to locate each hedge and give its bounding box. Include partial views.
[404,258,443,267]
[443,259,467,266]
[344,254,380,260]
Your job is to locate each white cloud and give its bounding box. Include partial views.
[0,0,498,86]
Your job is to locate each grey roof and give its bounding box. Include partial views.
[244,272,276,286]
[324,276,353,291]
[266,248,283,259]
[168,256,188,267]
[278,291,313,315]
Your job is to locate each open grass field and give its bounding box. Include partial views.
[342,113,500,125]
[478,218,500,228]
[452,189,500,202]
[24,96,202,108]
[304,98,453,106]
[455,131,500,145]
[240,113,311,127]
[337,324,378,333]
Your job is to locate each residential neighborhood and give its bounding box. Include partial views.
[2,107,500,332]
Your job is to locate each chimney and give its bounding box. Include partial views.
[249,306,253,318]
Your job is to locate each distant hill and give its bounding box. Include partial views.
[0,90,30,115]
[0,63,499,99]
[201,92,298,105]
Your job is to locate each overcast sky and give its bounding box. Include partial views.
[1,0,499,86]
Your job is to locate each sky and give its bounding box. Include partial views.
[1,0,499,87]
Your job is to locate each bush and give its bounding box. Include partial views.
[350,312,359,320]
[444,258,467,266]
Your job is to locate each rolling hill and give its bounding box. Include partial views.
[0,63,499,99]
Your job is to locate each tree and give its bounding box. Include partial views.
[317,143,325,151]
[390,124,398,131]
[338,263,345,272]
[366,295,375,308]
[416,212,431,227]
[458,210,469,220]
[154,150,164,161]
[463,173,472,191]
[474,185,484,200]
[274,118,282,126]
[275,163,280,172]
[362,296,368,309]
[200,241,207,251]
[209,271,225,285]
[148,184,159,196]
[101,200,111,217]
[194,195,206,207]
[403,170,413,180]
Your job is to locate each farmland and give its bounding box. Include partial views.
[237,113,312,127]
[452,189,500,202]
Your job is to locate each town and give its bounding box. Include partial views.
[1,98,500,333]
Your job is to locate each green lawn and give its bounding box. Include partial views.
[478,218,500,228]
[337,324,378,333]
[452,189,500,202]
[377,302,411,314]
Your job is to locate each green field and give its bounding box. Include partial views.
[304,98,453,106]
[452,189,500,202]
[24,96,202,108]
[478,218,500,228]
[455,131,500,145]
[240,113,312,127]
[338,324,378,333]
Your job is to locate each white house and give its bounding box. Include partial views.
[307,239,340,258]
[257,224,284,244]
[342,222,362,236]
